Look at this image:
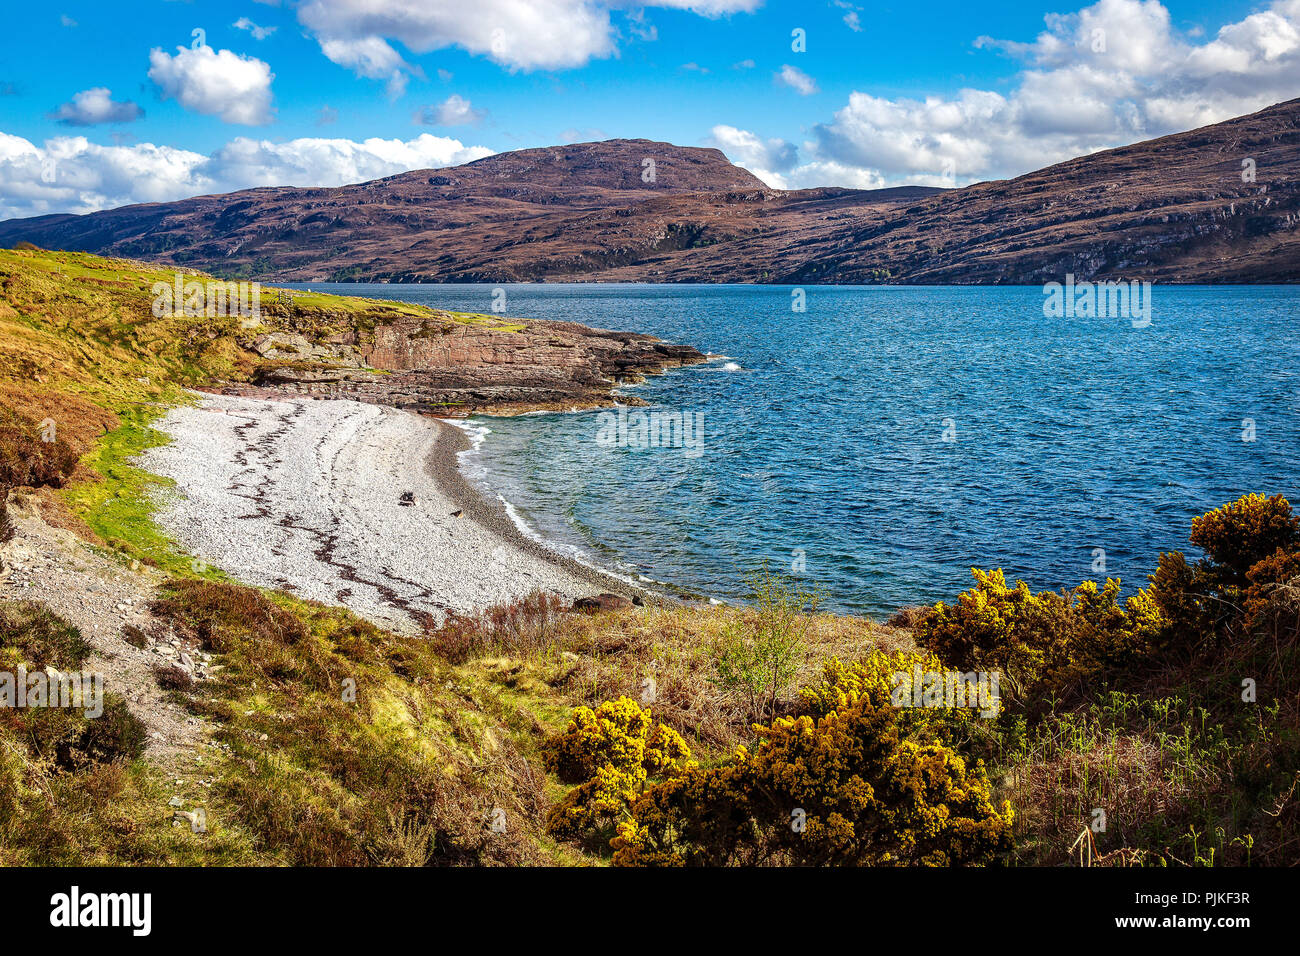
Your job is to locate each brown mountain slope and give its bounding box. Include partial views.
[2,101,1298,283]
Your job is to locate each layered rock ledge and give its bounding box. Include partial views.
[216,308,707,415]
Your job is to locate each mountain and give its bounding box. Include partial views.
[2,101,1299,284]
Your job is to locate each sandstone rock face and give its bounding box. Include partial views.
[244,311,706,415]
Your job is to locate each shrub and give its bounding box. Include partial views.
[1144,549,1216,644]
[152,579,309,652]
[0,485,13,544]
[152,662,194,691]
[150,579,328,687]
[1243,548,1300,629]
[55,696,147,770]
[542,697,693,845]
[711,566,819,723]
[611,687,1014,866]
[799,649,986,749]
[913,571,1163,707]
[0,409,78,489]
[0,600,93,670]
[17,694,147,772]
[1143,495,1300,640]
[427,590,568,664]
[1189,494,1300,588]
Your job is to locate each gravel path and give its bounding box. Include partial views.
[0,495,211,771]
[140,394,623,633]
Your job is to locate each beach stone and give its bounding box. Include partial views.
[573,593,633,613]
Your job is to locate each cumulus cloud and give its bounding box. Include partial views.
[775,64,818,95]
[760,0,1300,188]
[0,132,493,220]
[417,94,485,126]
[707,124,798,187]
[295,0,761,75]
[48,88,143,126]
[319,36,413,98]
[148,45,275,125]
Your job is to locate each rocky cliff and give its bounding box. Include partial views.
[239,304,706,415]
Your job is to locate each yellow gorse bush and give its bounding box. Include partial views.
[799,649,984,747]
[610,684,1013,866]
[915,569,1167,706]
[542,696,693,842]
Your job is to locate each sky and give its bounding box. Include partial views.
[0,0,1295,220]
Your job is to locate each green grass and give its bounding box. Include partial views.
[57,404,225,578]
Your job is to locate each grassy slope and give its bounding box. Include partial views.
[0,250,567,862]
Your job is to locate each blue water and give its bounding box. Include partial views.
[290,283,1300,617]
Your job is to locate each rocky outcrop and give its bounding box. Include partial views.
[240,312,707,415]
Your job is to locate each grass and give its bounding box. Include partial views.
[449,599,904,760]
[57,405,219,575]
[0,599,262,865]
[148,580,571,865]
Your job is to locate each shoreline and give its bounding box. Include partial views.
[138,392,663,636]
[421,413,666,606]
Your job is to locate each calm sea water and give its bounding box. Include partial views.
[290,283,1300,617]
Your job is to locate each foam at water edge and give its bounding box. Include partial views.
[498,496,645,589]
[443,416,656,590]
[440,417,491,449]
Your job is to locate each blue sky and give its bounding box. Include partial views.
[0,0,1293,218]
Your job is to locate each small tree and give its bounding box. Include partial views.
[1190,493,1300,588]
[711,565,821,724]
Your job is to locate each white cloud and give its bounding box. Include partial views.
[794,0,1300,187]
[417,94,485,126]
[0,132,493,220]
[319,36,412,98]
[204,134,493,191]
[707,124,797,187]
[776,64,818,95]
[148,45,275,125]
[234,17,278,40]
[48,88,143,126]
[295,0,761,75]
[833,1,865,32]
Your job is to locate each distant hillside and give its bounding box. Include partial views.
[2,101,1299,283]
